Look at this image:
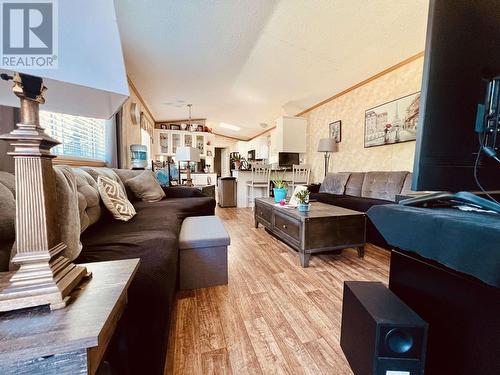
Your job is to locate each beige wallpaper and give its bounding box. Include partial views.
[305,57,424,183]
[120,83,155,168]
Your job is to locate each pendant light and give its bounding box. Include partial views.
[187,104,193,132]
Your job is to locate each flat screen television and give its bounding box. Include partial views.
[413,0,500,192]
[278,152,299,169]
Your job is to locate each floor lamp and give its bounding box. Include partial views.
[0,1,129,312]
[318,138,339,176]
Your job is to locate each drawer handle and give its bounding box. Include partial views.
[260,211,263,215]
[282,224,287,229]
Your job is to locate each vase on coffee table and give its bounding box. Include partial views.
[273,187,287,203]
[298,203,311,212]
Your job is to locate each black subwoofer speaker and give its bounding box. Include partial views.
[340,281,428,375]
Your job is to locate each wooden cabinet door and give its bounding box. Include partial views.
[195,134,205,155]
[183,133,193,148]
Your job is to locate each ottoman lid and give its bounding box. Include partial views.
[179,216,230,249]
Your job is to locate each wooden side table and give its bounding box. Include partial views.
[0,259,139,374]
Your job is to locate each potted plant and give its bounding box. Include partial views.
[295,189,311,212]
[272,171,288,203]
[232,154,242,170]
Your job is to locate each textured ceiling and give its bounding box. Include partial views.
[116,0,429,139]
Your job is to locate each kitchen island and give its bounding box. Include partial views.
[231,169,295,208]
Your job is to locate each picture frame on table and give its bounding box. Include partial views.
[160,123,168,130]
[329,120,342,143]
[196,125,204,132]
[170,124,181,130]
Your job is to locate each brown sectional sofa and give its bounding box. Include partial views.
[0,167,216,375]
[309,171,412,248]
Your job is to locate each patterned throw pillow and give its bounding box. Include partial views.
[97,176,136,221]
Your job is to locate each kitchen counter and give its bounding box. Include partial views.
[180,172,217,186]
[231,169,294,208]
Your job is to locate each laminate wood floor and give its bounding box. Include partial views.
[165,207,390,374]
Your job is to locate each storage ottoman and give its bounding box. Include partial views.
[179,216,230,290]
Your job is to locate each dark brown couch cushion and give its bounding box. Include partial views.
[134,196,216,220]
[333,195,393,213]
[361,171,408,201]
[401,172,413,195]
[310,192,347,205]
[76,194,215,375]
[345,172,365,197]
[319,172,351,194]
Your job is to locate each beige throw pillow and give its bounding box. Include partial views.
[126,171,165,202]
[97,176,136,221]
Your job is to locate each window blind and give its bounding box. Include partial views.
[40,111,107,161]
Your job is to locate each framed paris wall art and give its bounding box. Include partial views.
[364,92,420,148]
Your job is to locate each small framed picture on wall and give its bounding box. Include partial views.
[329,120,342,143]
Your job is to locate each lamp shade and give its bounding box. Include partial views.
[317,138,339,152]
[0,0,129,119]
[175,147,201,162]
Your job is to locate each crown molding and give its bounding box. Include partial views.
[127,76,156,121]
[296,51,425,117]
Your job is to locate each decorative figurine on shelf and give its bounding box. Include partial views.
[232,153,242,170]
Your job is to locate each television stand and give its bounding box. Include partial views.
[399,191,500,214]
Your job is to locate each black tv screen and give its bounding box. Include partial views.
[413,0,500,192]
[278,152,299,168]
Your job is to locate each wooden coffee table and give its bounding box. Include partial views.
[254,198,366,267]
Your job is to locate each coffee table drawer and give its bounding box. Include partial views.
[255,200,273,225]
[274,211,301,242]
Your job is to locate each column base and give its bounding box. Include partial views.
[0,264,90,312]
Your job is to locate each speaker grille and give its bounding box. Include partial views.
[379,325,425,359]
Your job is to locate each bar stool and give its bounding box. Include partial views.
[246,164,271,208]
[291,164,311,192]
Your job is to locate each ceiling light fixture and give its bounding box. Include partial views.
[220,122,241,131]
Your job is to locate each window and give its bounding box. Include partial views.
[40,111,107,161]
[141,127,151,161]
